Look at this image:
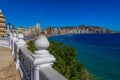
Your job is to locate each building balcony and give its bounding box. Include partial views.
[0,13,5,18]
[0,30,4,32]
[0,28,4,31]
[0,32,4,35]
[0,23,5,26]
[0,16,5,18]
[0,26,5,28]
[0,18,5,22]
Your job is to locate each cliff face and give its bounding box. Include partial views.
[0,47,21,80]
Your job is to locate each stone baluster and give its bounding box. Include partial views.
[33,35,56,80]
[12,33,18,56]
[16,33,26,70]
[9,33,13,49]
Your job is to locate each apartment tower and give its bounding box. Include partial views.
[0,9,5,37]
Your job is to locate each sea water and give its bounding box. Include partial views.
[48,34,120,80]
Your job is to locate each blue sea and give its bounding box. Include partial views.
[48,34,120,80]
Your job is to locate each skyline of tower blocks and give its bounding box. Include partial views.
[0,9,5,37]
[36,23,41,30]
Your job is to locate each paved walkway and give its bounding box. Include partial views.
[0,47,21,80]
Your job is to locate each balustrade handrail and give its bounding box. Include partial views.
[39,67,67,80]
[19,46,35,65]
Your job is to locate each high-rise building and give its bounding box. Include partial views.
[0,9,5,37]
[35,23,41,35]
[46,27,53,35]
[6,23,14,30]
[36,23,41,30]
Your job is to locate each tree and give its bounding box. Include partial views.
[27,40,98,80]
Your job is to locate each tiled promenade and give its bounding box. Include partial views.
[0,47,21,80]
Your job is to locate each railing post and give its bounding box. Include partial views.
[16,33,26,70]
[9,33,13,49]
[34,67,40,80]
[12,33,18,56]
[33,35,56,80]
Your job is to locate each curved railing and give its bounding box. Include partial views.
[9,33,67,80]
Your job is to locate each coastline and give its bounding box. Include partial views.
[48,34,120,80]
[24,33,120,42]
[47,32,120,38]
[25,34,120,80]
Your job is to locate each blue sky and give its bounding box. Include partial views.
[0,0,120,31]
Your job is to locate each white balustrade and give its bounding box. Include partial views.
[12,33,18,56]
[8,33,67,80]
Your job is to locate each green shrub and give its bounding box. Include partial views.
[27,40,98,80]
